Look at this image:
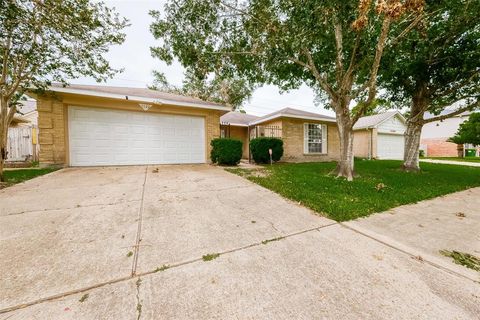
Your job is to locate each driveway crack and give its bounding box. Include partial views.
[131,166,148,277]
[135,277,143,320]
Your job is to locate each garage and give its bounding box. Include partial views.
[377,133,405,160]
[353,111,406,160]
[68,106,206,166]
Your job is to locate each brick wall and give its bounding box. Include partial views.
[421,138,460,157]
[229,126,249,158]
[281,118,340,162]
[37,94,223,166]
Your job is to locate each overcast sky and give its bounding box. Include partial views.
[76,0,333,116]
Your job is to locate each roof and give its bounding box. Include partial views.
[424,110,471,120]
[43,83,231,112]
[249,107,336,126]
[353,111,404,130]
[220,112,259,126]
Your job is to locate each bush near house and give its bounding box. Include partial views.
[250,137,283,164]
[210,138,243,165]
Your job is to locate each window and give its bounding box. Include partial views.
[304,123,327,154]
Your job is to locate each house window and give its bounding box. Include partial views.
[304,123,327,154]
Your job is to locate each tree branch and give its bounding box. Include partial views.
[422,101,479,124]
[302,48,337,101]
[333,20,344,83]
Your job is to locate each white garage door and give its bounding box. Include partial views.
[377,133,404,160]
[68,106,205,166]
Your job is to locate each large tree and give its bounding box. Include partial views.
[0,0,128,181]
[150,0,424,180]
[379,0,480,171]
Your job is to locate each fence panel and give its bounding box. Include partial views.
[7,126,36,162]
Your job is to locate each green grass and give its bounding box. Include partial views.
[424,157,480,163]
[1,167,58,187]
[202,253,220,261]
[440,250,480,272]
[227,160,480,221]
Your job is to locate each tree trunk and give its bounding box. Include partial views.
[0,97,8,182]
[403,120,422,172]
[402,86,428,172]
[334,113,355,181]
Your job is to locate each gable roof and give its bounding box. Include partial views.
[42,83,231,112]
[220,112,259,126]
[353,111,405,130]
[249,107,336,125]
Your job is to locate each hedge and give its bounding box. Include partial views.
[250,137,283,164]
[210,138,243,165]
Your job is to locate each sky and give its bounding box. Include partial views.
[75,0,334,117]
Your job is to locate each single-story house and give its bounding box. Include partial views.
[421,111,477,157]
[220,107,340,162]
[353,111,407,160]
[28,84,231,166]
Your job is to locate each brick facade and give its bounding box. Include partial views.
[281,118,340,162]
[37,94,223,166]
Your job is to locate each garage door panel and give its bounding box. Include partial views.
[377,133,404,160]
[68,106,206,166]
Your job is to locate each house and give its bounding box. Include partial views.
[27,84,231,166]
[353,111,406,160]
[220,107,340,162]
[7,100,39,163]
[420,111,475,157]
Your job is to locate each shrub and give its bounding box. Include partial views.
[250,137,283,164]
[210,138,243,165]
[419,149,425,157]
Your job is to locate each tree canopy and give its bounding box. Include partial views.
[0,0,128,180]
[379,0,480,122]
[150,0,425,180]
[450,113,480,146]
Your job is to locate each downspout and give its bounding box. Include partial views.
[370,128,373,160]
[248,125,251,163]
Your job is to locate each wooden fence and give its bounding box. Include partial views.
[6,126,38,162]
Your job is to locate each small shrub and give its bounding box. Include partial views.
[210,138,243,165]
[250,137,283,164]
[419,149,425,157]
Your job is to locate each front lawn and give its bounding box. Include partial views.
[1,168,58,188]
[424,157,480,163]
[227,160,480,221]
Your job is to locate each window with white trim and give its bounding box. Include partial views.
[304,123,328,154]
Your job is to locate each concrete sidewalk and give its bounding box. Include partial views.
[421,158,480,167]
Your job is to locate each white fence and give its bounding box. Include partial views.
[6,126,38,162]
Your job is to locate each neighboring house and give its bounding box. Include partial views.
[7,100,39,162]
[220,107,340,162]
[420,111,473,157]
[353,111,407,160]
[27,84,231,166]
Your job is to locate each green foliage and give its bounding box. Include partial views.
[149,70,254,110]
[202,253,220,261]
[379,0,480,115]
[250,137,283,164]
[440,250,480,272]
[210,138,243,165]
[0,0,128,100]
[449,113,480,146]
[227,160,480,221]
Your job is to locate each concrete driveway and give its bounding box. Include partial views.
[0,165,478,319]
